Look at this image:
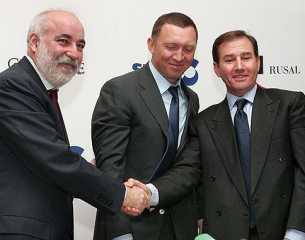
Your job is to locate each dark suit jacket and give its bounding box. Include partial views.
[0,57,125,240]
[92,63,201,240]
[192,86,305,240]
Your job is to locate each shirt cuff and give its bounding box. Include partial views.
[112,233,133,240]
[146,183,159,206]
[285,228,305,240]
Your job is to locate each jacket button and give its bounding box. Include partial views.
[159,209,165,215]
[279,157,285,163]
[280,192,286,198]
[211,176,216,182]
[217,210,222,216]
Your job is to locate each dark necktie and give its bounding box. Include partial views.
[48,89,69,142]
[49,89,60,116]
[234,99,255,228]
[149,86,179,181]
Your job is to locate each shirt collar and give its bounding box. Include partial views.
[26,55,55,90]
[148,61,182,95]
[227,84,257,110]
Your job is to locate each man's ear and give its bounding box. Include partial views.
[147,37,155,54]
[28,32,40,52]
[213,61,221,77]
[256,55,261,73]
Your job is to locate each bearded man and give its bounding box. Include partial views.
[0,9,149,240]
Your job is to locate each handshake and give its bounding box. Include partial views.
[121,178,152,216]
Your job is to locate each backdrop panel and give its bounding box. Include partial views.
[1,1,304,239]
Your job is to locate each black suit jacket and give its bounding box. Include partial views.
[192,86,305,240]
[92,63,201,240]
[0,57,125,239]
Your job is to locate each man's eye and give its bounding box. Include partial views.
[77,44,85,49]
[184,48,194,53]
[166,46,176,50]
[58,39,68,43]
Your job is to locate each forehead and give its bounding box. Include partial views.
[219,37,254,56]
[157,23,197,44]
[45,12,84,40]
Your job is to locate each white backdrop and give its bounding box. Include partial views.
[1,1,305,239]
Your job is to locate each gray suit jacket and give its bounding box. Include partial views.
[193,86,305,240]
[0,57,125,240]
[92,63,201,240]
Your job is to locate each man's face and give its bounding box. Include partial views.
[213,37,260,97]
[34,12,86,88]
[148,23,197,84]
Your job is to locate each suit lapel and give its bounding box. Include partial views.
[18,57,69,143]
[206,99,249,204]
[138,65,196,158]
[139,64,168,136]
[19,57,48,95]
[251,87,279,193]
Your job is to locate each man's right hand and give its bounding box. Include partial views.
[122,181,150,216]
[124,178,152,199]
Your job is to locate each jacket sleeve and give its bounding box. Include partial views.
[286,91,305,233]
[92,79,133,238]
[0,70,125,216]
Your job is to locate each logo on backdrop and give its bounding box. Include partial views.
[8,58,19,67]
[70,146,84,155]
[258,56,300,75]
[258,56,263,74]
[269,65,300,74]
[132,59,200,86]
[7,57,85,75]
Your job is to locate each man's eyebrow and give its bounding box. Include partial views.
[223,52,253,58]
[79,39,86,45]
[223,54,234,58]
[241,52,253,56]
[55,33,72,39]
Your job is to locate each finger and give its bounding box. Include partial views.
[124,178,136,187]
[121,206,141,216]
[90,158,96,165]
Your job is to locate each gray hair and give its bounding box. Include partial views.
[26,9,77,47]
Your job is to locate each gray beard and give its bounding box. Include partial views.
[35,42,79,88]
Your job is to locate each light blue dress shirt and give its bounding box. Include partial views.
[226,84,256,130]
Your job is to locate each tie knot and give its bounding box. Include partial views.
[235,98,248,110]
[49,89,58,101]
[168,86,178,100]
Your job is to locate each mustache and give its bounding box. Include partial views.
[57,56,78,69]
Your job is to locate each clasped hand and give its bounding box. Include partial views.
[121,178,152,216]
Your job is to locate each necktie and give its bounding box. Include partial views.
[234,99,255,228]
[49,89,60,116]
[48,89,69,142]
[149,86,179,181]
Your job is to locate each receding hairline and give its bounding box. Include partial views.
[27,9,81,44]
